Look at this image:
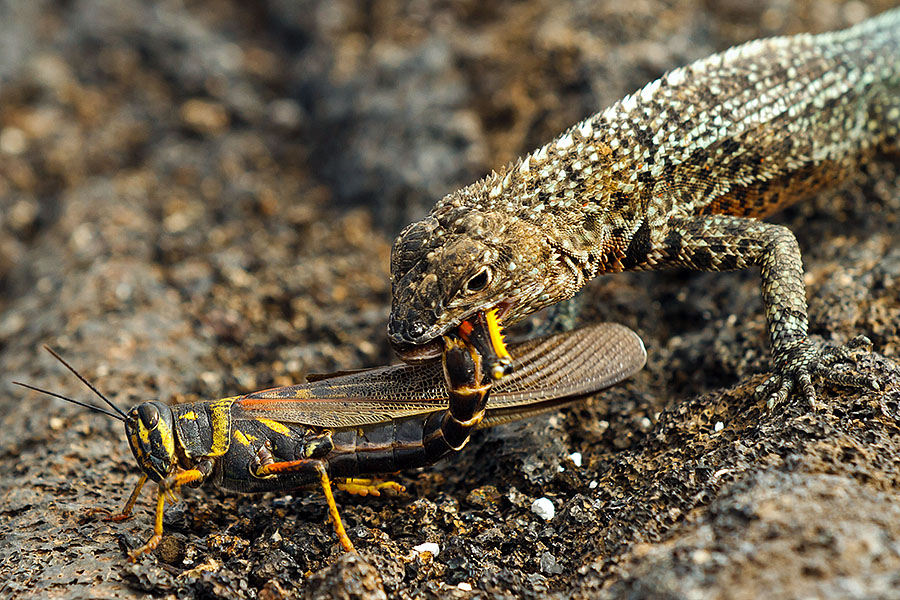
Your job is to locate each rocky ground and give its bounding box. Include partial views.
[1,1,899,598]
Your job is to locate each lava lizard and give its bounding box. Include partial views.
[388,9,899,405]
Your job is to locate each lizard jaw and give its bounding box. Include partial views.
[390,300,514,363]
[390,337,445,363]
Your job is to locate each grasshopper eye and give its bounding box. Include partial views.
[137,404,160,429]
[465,267,490,293]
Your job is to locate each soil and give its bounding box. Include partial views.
[1,1,899,599]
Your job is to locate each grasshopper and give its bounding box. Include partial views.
[15,320,645,560]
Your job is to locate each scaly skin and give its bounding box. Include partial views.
[389,9,900,405]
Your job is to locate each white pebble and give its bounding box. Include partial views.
[413,542,440,556]
[589,480,598,489]
[714,421,724,432]
[531,497,555,521]
[457,582,473,591]
[569,452,583,467]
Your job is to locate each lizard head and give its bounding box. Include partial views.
[389,203,580,362]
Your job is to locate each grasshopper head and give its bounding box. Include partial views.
[124,401,177,483]
[15,347,181,484]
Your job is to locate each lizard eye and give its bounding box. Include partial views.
[465,267,491,293]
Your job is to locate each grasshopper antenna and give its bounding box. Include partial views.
[12,381,125,421]
[38,345,129,419]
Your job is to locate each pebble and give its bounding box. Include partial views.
[413,542,440,557]
[531,497,555,521]
[540,551,563,575]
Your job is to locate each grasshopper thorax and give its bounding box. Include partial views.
[125,401,178,483]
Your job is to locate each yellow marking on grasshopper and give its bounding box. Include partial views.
[157,418,176,463]
[138,423,150,444]
[208,398,235,456]
[257,418,292,436]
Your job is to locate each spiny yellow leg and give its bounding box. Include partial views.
[127,468,205,561]
[169,468,205,487]
[128,487,166,562]
[252,458,358,553]
[336,478,406,497]
[315,462,355,553]
[484,308,510,360]
[485,308,511,380]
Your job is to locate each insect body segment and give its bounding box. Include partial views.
[15,322,646,561]
[177,397,235,459]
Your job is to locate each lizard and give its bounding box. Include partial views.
[387,8,899,406]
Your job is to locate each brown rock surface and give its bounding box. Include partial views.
[1,1,898,598]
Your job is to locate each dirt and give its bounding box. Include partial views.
[1,1,899,598]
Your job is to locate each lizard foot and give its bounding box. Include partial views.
[755,335,879,409]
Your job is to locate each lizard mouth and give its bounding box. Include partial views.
[391,300,514,363]
[390,337,445,363]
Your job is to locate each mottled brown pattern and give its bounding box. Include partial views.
[695,161,851,219]
[389,8,900,404]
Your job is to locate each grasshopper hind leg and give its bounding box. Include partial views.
[315,462,355,553]
[126,466,209,561]
[336,478,405,497]
[255,458,356,552]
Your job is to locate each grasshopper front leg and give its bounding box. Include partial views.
[127,460,213,561]
[88,473,149,524]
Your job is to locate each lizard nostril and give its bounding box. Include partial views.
[388,315,427,342]
[408,321,427,339]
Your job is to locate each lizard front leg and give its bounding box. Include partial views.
[658,213,877,406]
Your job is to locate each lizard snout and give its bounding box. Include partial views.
[388,315,427,342]
[388,312,445,363]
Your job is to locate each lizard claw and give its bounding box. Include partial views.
[755,337,879,409]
